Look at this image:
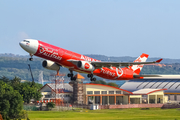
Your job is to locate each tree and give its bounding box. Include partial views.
[47,102,55,111]
[18,82,42,104]
[0,76,10,84]
[91,80,119,87]
[10,77,42,104]
[91,80,107,85]
[22,81,43,89]
[0,81,23,119]
[10,76,21,90]
[107,82,119,88]
[0,76,42,104]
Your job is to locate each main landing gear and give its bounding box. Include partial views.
[67,69,96,82]
[87,74,96,81]
[67,70,76,81]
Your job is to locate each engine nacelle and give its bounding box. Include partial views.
[42,60,60,71]
[77,61,95,71]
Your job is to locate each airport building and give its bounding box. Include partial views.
[84,83,132,105]
[39,74,170,106]
[39,83,73,103]
[37,74,180,110]
[84,84,167,105]
[121,75,180,103]
[129,88,167,104]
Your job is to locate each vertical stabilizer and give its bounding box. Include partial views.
[129,53,149,75]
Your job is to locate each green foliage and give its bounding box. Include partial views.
[0,81,23,119]
[18,82,42,104]
[91,80,107,85]
[0,76,42,104]
[10,76,21,90]
[107,82,119,87]
[0,76,10,84]
[18,110,28,119]
[46,102,55,111]
[0,56,69,81]
[22,81,43,90]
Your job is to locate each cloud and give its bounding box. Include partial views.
[18,31,30,40]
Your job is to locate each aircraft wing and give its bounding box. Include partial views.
[67,58,162,68]
[90,58,162,68]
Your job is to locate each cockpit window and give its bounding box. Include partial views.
[23,40,30,43]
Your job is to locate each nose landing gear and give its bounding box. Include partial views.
[29,54,33,61]
[29,58,33,61]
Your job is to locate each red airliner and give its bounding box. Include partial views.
[19,39,162,81]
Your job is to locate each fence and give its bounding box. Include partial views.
[24,103,180,111]
[98,104,180,109]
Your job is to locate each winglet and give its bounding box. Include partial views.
[156,58,163,63]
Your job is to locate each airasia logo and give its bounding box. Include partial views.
[39,46,45,53]
[84,63,90,69]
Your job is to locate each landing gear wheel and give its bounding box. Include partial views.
[67,70,75,81]
[29,58,33,61]
[87,74,93,78]
[90,77,96,81]
[71,77,76,81]
[88,74,96,81]
[67,73,73,77]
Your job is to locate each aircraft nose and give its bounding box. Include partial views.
[19,41,27,50]
[19,39,39,54]
[19,41,25,48]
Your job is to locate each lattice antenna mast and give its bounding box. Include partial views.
[50,73,66,105]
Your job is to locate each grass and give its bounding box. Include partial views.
[28,108,180,120]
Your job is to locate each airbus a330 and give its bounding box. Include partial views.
[19,39,162,81]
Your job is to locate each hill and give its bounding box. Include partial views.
[0,53,180,82]
[86,54,180,64]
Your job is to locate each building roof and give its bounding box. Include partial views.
[121,79,180,93]
[40,83,73,93]
[86,83,133,94]
[132,88,167,95]
[74,73,85,79]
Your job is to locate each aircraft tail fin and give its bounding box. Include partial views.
[129,53,149,75]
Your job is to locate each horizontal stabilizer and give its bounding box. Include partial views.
[156,58,163,63]
[134,74,180,79]
[133,75,161,78]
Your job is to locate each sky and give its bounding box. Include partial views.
[1,0,180,59]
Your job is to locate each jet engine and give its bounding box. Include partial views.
[77,61,95,71]
[42,60,60,71]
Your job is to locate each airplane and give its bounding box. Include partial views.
[19,39,163,81]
